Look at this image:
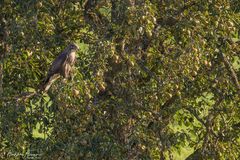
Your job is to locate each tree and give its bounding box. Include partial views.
[0,0,239,159]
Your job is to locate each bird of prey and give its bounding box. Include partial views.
[41,43,79,92]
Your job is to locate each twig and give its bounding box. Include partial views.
[220,52,240,94]
[16,91,38,102]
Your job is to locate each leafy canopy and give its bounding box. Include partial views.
[0,0,240,159]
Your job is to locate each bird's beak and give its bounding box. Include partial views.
[73,43,79,50]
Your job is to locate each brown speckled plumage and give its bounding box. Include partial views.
[41,43,79,92]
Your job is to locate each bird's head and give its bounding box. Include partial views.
[68,43,79,52]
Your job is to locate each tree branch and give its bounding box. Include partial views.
[220,52,240,94]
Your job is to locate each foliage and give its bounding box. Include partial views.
[0,0,240,159]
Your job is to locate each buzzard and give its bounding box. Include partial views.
[41,43,79,92]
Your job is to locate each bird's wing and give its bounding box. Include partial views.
[48,50,68,76]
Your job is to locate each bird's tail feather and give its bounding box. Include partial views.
[40,74,60,92]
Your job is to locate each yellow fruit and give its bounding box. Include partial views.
[141,145,146,150]
[204,60,208,66]
[208,61,212,67]
[176,91,181,96]
[86,93,92,99]
[195,56,200,63]
[193,47,198,52]
[228,21,234,27]
[113,55,120,63]
[36,2,43,8]
[99,83,106,91]
[194,65,199,71]
[195,20,200,24]
[27,51,33,57]
[129,60,135,66]
[96,71,101,76]
[72,89,80,96]
[175,84,179,89]
[193,71,198,76]
[167,93,173,98]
